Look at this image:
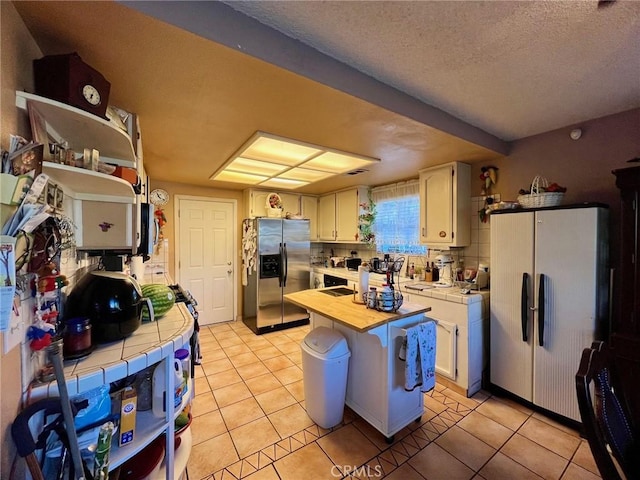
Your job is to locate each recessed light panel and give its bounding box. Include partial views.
[278,167,335,182]
[211,132,380,189]
[304,152,376,173]
[259,177,309,189]
[243,135,321,165]
[213,170,267,184]
[227,157,289,176]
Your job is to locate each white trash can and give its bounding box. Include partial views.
[301,326,351,428]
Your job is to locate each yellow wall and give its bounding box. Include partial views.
[149,180,246,318]
[0,2,42,476]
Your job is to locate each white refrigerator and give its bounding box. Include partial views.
[489,205,609,421]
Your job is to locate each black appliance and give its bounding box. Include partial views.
[346,258,362,270]
[168,284,201,370]
[65,271,153,343]
[137,202,158,257]
[324,274,348,287]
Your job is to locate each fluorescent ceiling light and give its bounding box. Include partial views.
[278,167,335,182]
[226,157,289,176]
[304,152,377,173]
[213,170,267,185]
[259,178,309,189]
[211,131,380,189]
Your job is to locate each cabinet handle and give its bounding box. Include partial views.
[422,227,425,236]
[521,273,529,342]
[538,274,545,347]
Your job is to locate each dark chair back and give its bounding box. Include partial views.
[576,341,640,480]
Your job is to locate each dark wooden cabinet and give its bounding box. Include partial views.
[611,165,640,429]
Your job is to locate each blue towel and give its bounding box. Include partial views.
[400,322,436,392]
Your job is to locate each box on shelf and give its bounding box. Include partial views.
[118,386,137,447]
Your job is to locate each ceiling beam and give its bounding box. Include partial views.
[119,0,510,156]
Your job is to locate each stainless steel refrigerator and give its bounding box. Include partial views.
[489,204,609,422]
[243,218,310,334]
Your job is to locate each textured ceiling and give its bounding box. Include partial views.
[222,0,640,141]
[11,1,640,194]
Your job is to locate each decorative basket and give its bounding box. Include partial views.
[517,175,564,208]
[362,290,403,312]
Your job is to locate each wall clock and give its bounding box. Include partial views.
[150,188,169,206]
[33,52,111,118]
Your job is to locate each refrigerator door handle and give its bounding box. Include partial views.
[521,272,529,342]
[278,243,283,288]
[538,273,545,347]
[283,243,288,287]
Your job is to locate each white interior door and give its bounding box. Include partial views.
[177,197,235,325]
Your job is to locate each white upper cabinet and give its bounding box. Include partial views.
[244,189,301,218]
[419,162,470,247]
[318,193,336,241]
[300,195,318,241]
[318,186,368,242]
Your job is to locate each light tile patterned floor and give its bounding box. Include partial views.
[188,321,601,480]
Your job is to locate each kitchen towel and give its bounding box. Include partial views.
[400,321,436,392]
[241,219,256,286]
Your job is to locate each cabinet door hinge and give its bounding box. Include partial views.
[452,232,455,239]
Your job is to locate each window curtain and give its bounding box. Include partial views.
[371,179,425,253]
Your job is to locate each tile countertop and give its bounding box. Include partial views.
[29,274,194,400]
[313,266,490,305]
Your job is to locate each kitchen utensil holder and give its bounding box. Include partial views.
[362,290,403,312]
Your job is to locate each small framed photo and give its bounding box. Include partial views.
[55,186,64,210]
[46,181,57,207]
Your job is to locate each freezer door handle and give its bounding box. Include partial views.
[283,243,288,287]
[538,273,545,347]
[521,273,529,342]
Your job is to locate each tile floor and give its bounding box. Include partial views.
[188,321,601,480]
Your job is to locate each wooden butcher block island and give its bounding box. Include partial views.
[285,287,433,441]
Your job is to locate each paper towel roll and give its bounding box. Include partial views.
[357,265,369,304]
[130,256,145,280]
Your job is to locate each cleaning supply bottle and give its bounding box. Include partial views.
[152,357,184,418]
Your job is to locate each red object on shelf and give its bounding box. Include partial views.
[111,166,139,186]
[117,434,165,479]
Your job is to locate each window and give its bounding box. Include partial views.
[372,180,426,254]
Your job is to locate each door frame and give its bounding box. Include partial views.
[174,195,238,322]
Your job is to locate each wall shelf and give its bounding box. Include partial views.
[43,162,135,203]
[16,90,136,168]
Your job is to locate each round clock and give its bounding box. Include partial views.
[82,84,101,106]
[150,188,169,206]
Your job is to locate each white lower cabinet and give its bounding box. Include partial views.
[404,293,486,397]
[309,312,425,440]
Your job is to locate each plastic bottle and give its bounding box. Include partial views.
[174,348,190,397]
[424,263,433,282]
[152,358,183,418]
